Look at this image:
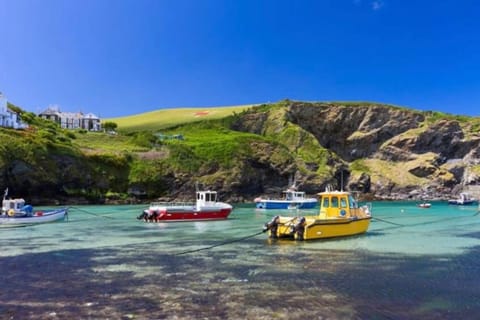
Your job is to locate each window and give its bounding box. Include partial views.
[349,195,358,208]
[322,197,330,208]
[331,197,339,208]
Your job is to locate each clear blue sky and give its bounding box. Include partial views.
[1,0,479,118]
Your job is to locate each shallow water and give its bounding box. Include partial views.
[1,201,480,319]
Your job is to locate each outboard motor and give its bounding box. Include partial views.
[137,210,149,221]
[263,215,280,238]
[293,217,306,240]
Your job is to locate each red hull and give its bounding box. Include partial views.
[140,208,232,222]
[139,190,233,223]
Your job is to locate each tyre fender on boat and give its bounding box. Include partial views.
[157,208,167,218]
[293,217,306,240]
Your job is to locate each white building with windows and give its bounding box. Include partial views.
[39,105,102,131]
[0,93,28,129]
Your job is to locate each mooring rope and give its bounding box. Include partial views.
[371,216,405,226]
[372,211,479,228]
[175,230,265,256]
[68,206,115,219]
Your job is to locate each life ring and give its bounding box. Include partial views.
[7,209,15,217]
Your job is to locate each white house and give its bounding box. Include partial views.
[39,106,102,131]
[0,93,28,129]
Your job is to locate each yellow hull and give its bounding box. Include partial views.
[273,216,371,240]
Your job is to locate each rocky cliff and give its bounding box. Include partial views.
[229,101,480,201]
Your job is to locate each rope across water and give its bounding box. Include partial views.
[174,230,265,255]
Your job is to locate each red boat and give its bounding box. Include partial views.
[138,190,232,222]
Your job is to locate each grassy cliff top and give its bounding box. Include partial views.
[106,104,255,132]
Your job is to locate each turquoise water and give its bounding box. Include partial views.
[1,201,480,319]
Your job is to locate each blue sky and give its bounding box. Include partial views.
[1,0,479,118]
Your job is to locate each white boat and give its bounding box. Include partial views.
[1,189,68,227]
[448,192,478,205]
[417,202,431,208]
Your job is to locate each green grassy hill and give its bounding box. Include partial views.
[107,104,255,132]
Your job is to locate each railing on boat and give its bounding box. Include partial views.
[149,202,195,207]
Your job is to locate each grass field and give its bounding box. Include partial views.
[72,131,150,153]
[106,104,255,132]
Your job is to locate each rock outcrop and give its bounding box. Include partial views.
[229,101,480,201]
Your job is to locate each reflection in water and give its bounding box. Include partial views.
[1,202,480,319]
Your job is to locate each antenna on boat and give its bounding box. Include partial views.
[3,188,7,201]
[340,171,344,192]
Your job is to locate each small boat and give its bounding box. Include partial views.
[138,190,233,222]
[262,189,372,240]
[417,202,431,208]
[254,183,317,210]
[448,192,478,205]
[1,189,68,227]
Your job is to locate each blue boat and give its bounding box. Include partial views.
[448,192,478,205]
[254,186,317,209]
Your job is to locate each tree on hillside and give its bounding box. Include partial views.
[103,121,118,132]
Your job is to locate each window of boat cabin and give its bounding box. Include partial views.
[322,196,329,207]
[204,192,216,202]
[331,196,339,208]
[340,197,347,208]
[349,195,358,208]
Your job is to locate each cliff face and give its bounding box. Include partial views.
[287,103,425,161]
[229,101,480,200]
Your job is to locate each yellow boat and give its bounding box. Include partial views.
[262,190,372,240]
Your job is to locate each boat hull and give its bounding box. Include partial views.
[0,208,68,227]
[417,203,431,208]
[270,216,371,240]
[255,199,317,210]
[140,206,232,222]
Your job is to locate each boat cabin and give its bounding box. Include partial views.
[196,190,218,206]
[284,190,306,201]
[318,191,363,219]
[2,198,33,216]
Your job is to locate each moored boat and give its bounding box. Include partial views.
[448,192,477,205]
[254,183,317,210]
[262,189,371,240]
[417,201,431,208]
[138,190,232,222]
[1,189,68,227]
